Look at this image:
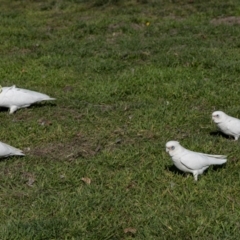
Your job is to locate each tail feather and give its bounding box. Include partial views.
[7,145,25,157]
[207,157,227,165]
[14,151,25,156]
[202,153,227,159]
[200,153,227,165]
[43,98,56,101]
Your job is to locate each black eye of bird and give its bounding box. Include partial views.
[216,114,219,117]
[171,146,175,150]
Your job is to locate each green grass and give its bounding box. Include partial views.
[1,0,240,239]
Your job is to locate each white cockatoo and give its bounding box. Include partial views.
[0,85,55,114]
[166,141,227,181]
[212,111,240,140]
[0,141,24,158]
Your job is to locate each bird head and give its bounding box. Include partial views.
[166,141,181,156]
[212,111,227,123]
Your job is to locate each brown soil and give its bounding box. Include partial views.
[211,16,240,25]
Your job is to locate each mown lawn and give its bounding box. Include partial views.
[1,0,240,239]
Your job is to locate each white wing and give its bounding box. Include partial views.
[0,85,55,107]
[180,150,211,170]
[201,153,227,159]
[0,141,24,157]
[226,117,240,135]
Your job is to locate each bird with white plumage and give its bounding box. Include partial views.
[0,141,24,158]
[166,141,227,181]
[0,85,55,114]
[212,111,240,140]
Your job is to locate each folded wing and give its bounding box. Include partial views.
[0,85,55,107]
[0,141,24,157]
[180,150,211,170]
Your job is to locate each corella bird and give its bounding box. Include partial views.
[212,111,240,140]
[0,85,55,114]
[0,141,24,158]
[166,141,227,181]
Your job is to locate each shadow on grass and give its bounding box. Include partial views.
[0,155,25,162]
[211,163,227,171]
[165,165,186,177]
[0,102,57,114]
[30,102,57,109]
[210,131,231,140]
[165,163,227,178]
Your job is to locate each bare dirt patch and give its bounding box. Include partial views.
[211,16,240,25]
[31,133,99,161]
[30,129,139,161]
